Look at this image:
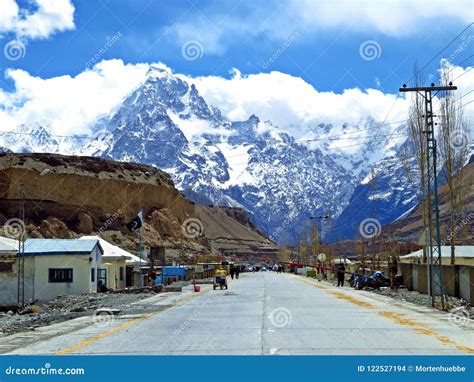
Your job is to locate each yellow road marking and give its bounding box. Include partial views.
[456,345,474,354]
[328,290,374,309]
[56,288,210,355]
[292,274,474,354]
[378,311,474,353]
[295,275,373,307]
[56,312,155,355]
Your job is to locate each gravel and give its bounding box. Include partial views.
[0,290,159,337]
[370,287,468,310]
[0,278,214,337]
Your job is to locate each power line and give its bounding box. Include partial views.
[441,54,473,80]
[0,117,409,143]
[227,134,411,166]
[1,97,471,157]
[226,97,473,165]
[452,66,473,82]
[2,98,471,164]
[405,22,474,86]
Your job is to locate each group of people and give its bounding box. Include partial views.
[229,264,240,279]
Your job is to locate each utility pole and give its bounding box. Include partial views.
[310,215,329,248]
[369,168,377,272]
[310,214,329,274]
[17,184,26,307]
[400,83,456,309]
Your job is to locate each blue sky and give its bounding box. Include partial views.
[0,0,472,138]
[0,0,472,92]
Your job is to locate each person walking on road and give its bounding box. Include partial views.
[230,265,235,280]
[337,262,346,287]
[235,266,240,279]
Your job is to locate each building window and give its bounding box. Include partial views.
[0,262,13,273]
[91,268,96,282]
[48,268,73,283]
[119,266,124,281]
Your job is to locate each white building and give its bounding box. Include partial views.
[21,239,104,303]
[0,238,104,306]
[400,246,474,266]
[79,236,142,289]
[0,236,19,307]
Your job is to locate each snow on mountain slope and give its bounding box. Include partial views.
[327,139,420,241]
[0,65,416,243]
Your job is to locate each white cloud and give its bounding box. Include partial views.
[0,59,472,143]
[292,0,473,36]
[0,0,75,40]
[0,59,149,135]
[185,70,411,138]
[438,59,474,124]
[169,0,472,54]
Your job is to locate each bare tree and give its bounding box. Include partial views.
[438,62,470,264]
[277,245,290,263]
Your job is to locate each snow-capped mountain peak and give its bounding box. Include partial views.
[1,69,416,243]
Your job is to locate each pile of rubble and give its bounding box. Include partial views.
[372,287,467,310]
[0,291,158,336]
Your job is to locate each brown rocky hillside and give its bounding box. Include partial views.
[0,153,273,257]
[384,162,473,244]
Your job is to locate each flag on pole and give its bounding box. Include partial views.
[127,209,143,231]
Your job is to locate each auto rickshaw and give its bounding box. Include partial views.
[213,267,228,290]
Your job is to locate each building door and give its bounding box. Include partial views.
[412,265,418,291]
[98,268,107,290]
[126,266,133,287]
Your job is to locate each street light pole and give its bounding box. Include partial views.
[310,214,329,275]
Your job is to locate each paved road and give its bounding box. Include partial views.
[7,272,473,355]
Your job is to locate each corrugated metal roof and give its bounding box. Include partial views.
[400,246,474,258]
[78,236,140,262]
[23,239,102,255]
[0,236,18,253]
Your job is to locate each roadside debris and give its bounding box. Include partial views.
[0,292,157,337]
[371,287,468,310]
